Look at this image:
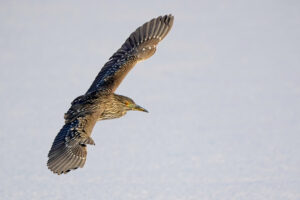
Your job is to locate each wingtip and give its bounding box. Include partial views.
[163,14,174,23]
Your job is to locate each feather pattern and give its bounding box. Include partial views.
[47,113,97,174]
[86,14,174,94]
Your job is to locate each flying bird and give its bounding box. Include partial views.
[47,14,174,175]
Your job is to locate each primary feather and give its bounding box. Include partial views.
[86,14,174,93]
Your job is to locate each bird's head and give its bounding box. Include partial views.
[117,95,148,113]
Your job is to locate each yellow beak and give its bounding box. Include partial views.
[134,105,149,113]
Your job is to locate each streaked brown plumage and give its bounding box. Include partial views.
[47,14,174,175]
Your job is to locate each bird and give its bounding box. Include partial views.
[47,14,174,175]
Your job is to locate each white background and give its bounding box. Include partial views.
[0,1,299,199]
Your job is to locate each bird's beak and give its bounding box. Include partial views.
[134,105,149,113]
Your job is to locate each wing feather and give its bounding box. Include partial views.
[86,14,174,94]
[47,113,98,175]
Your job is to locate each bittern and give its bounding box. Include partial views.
[47,14,174,175]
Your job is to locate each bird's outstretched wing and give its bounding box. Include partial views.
[47,112,98,175]
[86,14,174,94]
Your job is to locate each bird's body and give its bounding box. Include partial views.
[47,14,174,175]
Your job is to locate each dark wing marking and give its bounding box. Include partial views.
[64,90,104,122]
[86,14,174,94]
[47,113,98,175]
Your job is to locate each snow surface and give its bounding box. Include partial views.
[0,1,300,199]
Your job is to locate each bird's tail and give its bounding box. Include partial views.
[112,14,174,61]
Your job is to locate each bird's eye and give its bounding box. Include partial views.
[125,101,129,106]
